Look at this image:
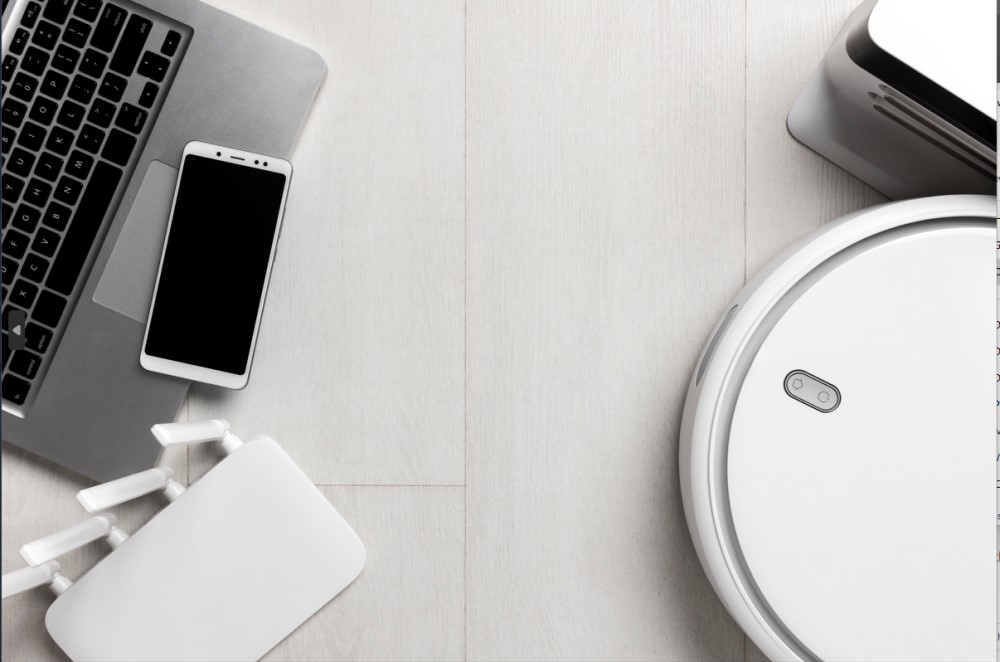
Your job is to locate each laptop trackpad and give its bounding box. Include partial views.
[93,161,177,323]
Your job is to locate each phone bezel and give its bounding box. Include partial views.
[139,140,293,389]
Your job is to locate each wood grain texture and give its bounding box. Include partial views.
[464,2,748,660]
[187,0,467,486]
[745,0,887,277]
[263,486,465,662]
[745,637,771,662]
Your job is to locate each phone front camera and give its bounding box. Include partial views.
[216,151,221,157]
[255,160,260,165]
[263,162,268,167]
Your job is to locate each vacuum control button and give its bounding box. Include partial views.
[784,370,840,412]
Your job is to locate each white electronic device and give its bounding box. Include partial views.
[787,0,996,199]
[140,141,293,389]
[1,421,366,661]
[679,195,995,661]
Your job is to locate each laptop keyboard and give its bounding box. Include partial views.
[1,0,185,408]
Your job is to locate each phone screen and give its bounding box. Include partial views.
[144,154,287,375]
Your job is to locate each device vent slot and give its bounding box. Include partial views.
[696,305,738,387]
[869,87,996,179]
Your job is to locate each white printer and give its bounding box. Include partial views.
[787,0,997,199]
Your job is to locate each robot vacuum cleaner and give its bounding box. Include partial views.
[679,195,995,661]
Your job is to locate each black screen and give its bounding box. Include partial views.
[145,154,287,374]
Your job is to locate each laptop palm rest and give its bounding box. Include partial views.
[93,161,178,323]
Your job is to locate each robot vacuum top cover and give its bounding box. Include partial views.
[679,195,995,661]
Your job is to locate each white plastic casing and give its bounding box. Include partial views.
[679,195,996,661]
[44,436,366,662]
[1,561,63,600]
[786,0,996,199]
[867,0,995,116]
[20,515,118,567]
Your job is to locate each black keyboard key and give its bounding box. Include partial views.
[87,98,114,127]
[3,230,28,259]
[43,0,74,24]
[101,128,134,166]
[68,74,97,103]
[46,162,122,295]
[87,99,115,127]
[64,18,92,48]
[23,178,51,207]
[29,96,59,126]
[42,202,70,231]
[52,44,81,74]
[76,124,105,153]
[31,20,60,50]
[10,28,30,55]
[110,15,151,76]
[21,254,49,283]
[79,48,108,78]
[1,126,13,153]
[57,99,86,129]
[3,373,31,405]
[8,148,35,177]
[34,152,62,181]
[33,227,60,257]
[21,46,49,76]
[40,71,69,100]
[20,132,52,163]
[115,103,146,134]
[138,81,158,108]
[53,176,80,205]
[161,30,181,56]
[9,349,41,378]
[1,202,11,227]
[4,334,15,369]
[45,126,73,155]
[74,0,103,22]
[2,55,18,82]
[65,150,93,180]
[2,174,24,201]
[25,323,52,354]
[0,258,15,285]
[91,4,127,52]
[98,71,127,101]
[2,98,28,127]
[10,72,38,102]
[12,203,39,232]
[21,327,48,358]
[9,279,37,308]
[33,290,67,328]
[32,227,60,258]
[21,1,41,28]
[137,51,168,82]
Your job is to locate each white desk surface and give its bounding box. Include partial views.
[1,1,886,659]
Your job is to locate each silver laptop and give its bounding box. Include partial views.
[0,0,326,480]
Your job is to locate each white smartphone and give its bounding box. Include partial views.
[140,141,293,389]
